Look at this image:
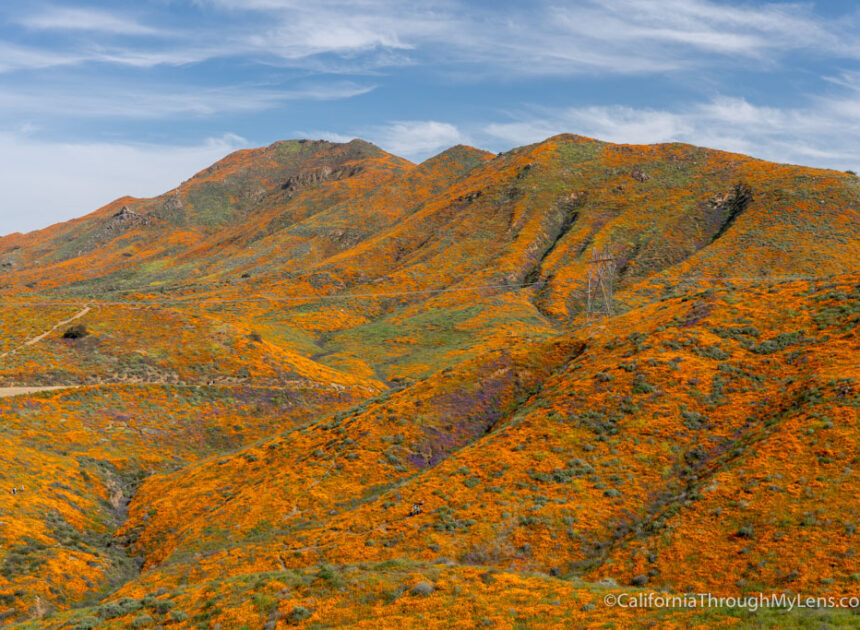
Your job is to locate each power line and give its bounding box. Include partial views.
[585,246,617,321]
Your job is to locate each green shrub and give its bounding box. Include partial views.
[99,598,142,619]
[681,407,707,430]
[632,377,656,394]
[152,599,175,614]
[695,344,731,361]
[463,476,481,488]
[750,331,810,354]
[288,606,312,623]
[130,614,154,628]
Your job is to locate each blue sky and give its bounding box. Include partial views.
[0,0,858,234]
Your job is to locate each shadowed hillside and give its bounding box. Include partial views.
[0,135,857,628]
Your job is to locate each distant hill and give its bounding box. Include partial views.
[0,135,857,628]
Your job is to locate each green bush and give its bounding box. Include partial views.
[152,599,175,614]
[130,614,154,628]
[99,598,143,619]
[681,407,707,430]
[632,377,656,394]
[288,606,312,624]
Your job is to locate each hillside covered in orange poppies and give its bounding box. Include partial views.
[0,134,857,629]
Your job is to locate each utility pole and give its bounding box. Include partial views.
[585,245,617,321]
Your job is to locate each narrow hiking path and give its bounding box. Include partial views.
[0,305,91,360]
[0,381,353,399]
[0,386,69,398]
[0,306,92,397]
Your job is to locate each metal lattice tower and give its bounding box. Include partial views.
[585,245,617,321]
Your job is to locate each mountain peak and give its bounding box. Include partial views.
[418,144,495,172]
[547,132,602,144]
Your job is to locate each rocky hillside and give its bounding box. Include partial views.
[0,135,857,628]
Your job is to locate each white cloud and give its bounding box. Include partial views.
[246,18,411,60]
[0,42,218,73]
[0,82,375,119]
[17,7,162,36]
[309,120,465,162]
[236,1,450,70]
[194,0,859,76]
[0,133,249,235]
[485,107,692,147]
[362,120,466,161]
[2,0,856,77]
[483,94,860,172]
[553,0,843,56]
[0,43,85,73]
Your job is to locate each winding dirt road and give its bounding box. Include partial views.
[0,305,92,398]
[0,386,69,399]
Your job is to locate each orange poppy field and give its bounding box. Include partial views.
[0,134,857,628]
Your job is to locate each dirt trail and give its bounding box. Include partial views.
[0,303,366,400]
[0,305,91,360]
[0,381,355,400]
[0,386,69,398]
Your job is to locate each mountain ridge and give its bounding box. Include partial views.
[0,132,857,628]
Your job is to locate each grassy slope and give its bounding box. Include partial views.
[0,136,857,627]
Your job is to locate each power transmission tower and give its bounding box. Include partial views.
[585,245,617,321]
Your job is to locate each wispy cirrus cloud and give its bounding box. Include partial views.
[16,7,163,36]
[0,42,86,72]
[548,0,850,56]
[194,0,860,75]
[0,80,374,119]
[3,1,857,76]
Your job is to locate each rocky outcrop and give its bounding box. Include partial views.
[103,206,150,233]
[281,164,364,194]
